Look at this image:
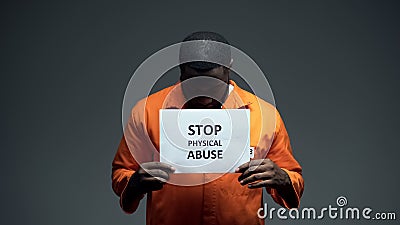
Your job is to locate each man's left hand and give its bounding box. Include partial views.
[236,159,291,189]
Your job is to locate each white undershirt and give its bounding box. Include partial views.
[220,84,234,108]
[228,84,234,94]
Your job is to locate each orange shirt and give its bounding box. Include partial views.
[112,80,304,225]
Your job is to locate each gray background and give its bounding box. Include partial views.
[1,0,399,224]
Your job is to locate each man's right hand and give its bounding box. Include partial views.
[127,162,175,195]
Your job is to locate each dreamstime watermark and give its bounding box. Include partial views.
[257,196,397,221]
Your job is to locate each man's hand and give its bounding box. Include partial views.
[236,159,299,208]
[127,162,175,195]
[121,162,174,211]
[236,159,291,189]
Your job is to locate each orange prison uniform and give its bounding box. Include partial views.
[112,80,304,225]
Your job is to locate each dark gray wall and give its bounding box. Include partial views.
[1,1,399,224]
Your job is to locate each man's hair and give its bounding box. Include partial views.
[182,31,230,45]
[179,31,231,72]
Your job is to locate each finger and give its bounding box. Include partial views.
[142,178,165,191]
[142,176,168,184]
[235,161,250,173]
[238,161,274,182]
[248,180,274,189]
[145,169,170,180]
[142,162,176,173]
[238,165,258,181]
[235,159,264,173]
[249,159,267,167]
[151,183,164,191]
[239,171,274,185]
[238,164,272,181]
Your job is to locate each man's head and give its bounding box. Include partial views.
[179,31,232,109]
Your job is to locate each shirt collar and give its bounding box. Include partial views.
[162,80,254,109]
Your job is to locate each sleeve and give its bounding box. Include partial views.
[111,99,154,214]
[112,136,144,214]
[266,110,304,208]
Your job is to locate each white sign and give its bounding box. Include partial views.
[159,109,251,173]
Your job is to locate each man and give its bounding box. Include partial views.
[112,31,304,225]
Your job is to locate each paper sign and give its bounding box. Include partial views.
[159,109,251,173]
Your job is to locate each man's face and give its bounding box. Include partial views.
[180,65,230,109]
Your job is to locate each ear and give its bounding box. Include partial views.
[179,65,186,81]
